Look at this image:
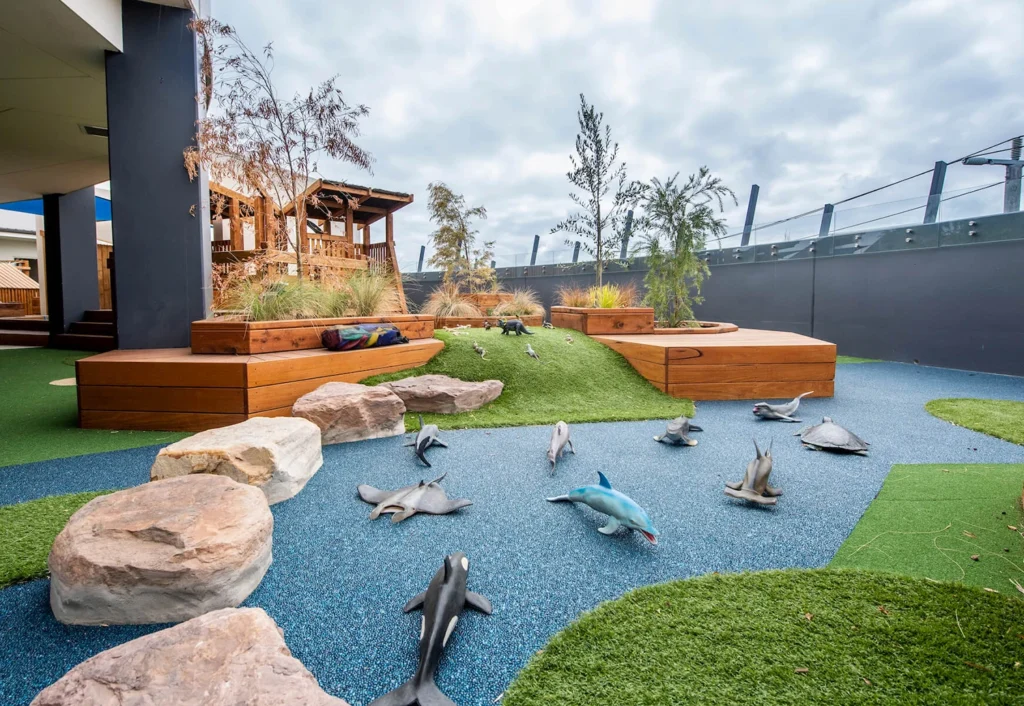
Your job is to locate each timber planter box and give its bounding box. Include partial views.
[435,314,543,329]
[550,306,655,335]
[191,314,435,355]
[653,321,738,335]
[463,292,513,311]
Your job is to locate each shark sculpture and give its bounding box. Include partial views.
[357,473,472,523]
[547,471,659,544]
[724,439,782,505]
[370,552,491,706]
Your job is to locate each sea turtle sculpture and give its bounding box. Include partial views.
[795,417,869,455]
[653,416,703,446]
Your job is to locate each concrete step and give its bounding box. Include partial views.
[51,333,116,352]
[69,321,115,336]
[82,309,114,323]
[0,329,49,346]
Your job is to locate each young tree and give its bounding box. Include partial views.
[425,181,495,292]
[634,168,736,326]
[552,94,646,287]
[185,19,373,279]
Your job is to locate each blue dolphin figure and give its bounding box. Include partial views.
[546,471,660,544]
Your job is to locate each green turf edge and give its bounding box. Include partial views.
[0,348,189,468]
[503,568,1024,706]
[837,355,881,364]
[364,328,694,431]
[0,491,112,589]
[925,399,1024,446]
[830,464,1024,595]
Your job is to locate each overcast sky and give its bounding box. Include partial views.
[213,0,1023,270]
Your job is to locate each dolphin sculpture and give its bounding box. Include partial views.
[370,552,492,706]
[357,473,472,523]
[546,421,575,473]
[752,391,813,422]
[725,439,782,505]
[404,416,447,467]
[547,472,659,544]
[653,416,703,446]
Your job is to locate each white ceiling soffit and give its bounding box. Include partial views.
[0,0,121,203]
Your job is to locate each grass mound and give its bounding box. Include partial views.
[831,464,1024,594]
[364,328,693,429]
[925,399,1024,446]
[504,569,1024,706]
[0,348,187,468]
[0,491,110,589]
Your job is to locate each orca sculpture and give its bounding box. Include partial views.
[370,552,492,706]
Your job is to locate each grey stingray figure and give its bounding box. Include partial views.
[369,552,491,706]
[795,417,870,455]
[724,439,782,506]
[752,391,813,422]
[547,421,575,473]
[653,416,703,446]
[404,415,448,467]
[472,341,488,360]
[357,473,472,523]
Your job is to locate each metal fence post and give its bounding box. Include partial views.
[529,235,540,266]
[572,241,580,263]
[923,161,946,224]
[417,245,425,273]
[818,204,834,238]
[740,184,759,246]
[619,209,633,258]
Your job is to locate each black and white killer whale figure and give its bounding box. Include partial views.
[369,552,492,706]
[724,439,782,506]
[653,416,703,446]
[356,473,472,523]
[752,391,813,422]
[405,416,447,467]
[497,318,533,335]
[547,421,575,473]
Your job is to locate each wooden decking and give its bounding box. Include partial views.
[594,329,836,400]
[76,338,443,431]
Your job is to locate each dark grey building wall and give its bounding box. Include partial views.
[405,211,1024,376]
[42,188,100,336]
[105,0,211,349]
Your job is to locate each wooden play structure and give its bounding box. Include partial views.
[209,179,412,312]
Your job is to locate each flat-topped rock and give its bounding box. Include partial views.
[32,607,348,706]
[49,475,273,626]
[150,417,323,505]
[292,382,406,444]
[379,374,503,413]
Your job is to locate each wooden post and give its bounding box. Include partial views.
[254,195,266,248]
[386,212,394,248]
[344,203,355,259]
[229,197,243,250]
[323,218,332,235]
[363,222,371,259]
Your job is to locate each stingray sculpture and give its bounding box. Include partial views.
[724,439,782,506]
[357,473,472,523]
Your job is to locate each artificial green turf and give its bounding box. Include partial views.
[831,465,1024,595]
[837,355,881,364]
[503,569,1024,706]
[364,328,694,430]
[925,399,1024,446]
[0,491,111,589]
[0,348,188,468]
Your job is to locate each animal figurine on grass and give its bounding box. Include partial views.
[725,439,782,506]
[497,318,533,335]
[357,473,472,523]
[405,416,448,467]
[369,552,491,706]
[525,343,543,362]
[752,391,813,422]
[653,416,703,446]
[472,341,488,360]
[547,472,659,544]
[795,417,870,454]
[543,321,554,329]
[483,320,492,330]
[565,334,574,345]
[547,421,575,473]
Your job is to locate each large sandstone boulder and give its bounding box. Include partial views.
[32,607,348,706]
[379,374,503,413]
[292,381,406,444]
[49,475,273,626]
[150,417,323,505]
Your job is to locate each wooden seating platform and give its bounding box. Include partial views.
[593,329,836,401]
[76,338,443,431]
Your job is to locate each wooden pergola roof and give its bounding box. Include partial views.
[209,181,257,220]
[282,179,414,226]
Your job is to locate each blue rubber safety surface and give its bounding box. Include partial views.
[2,362,1024,705]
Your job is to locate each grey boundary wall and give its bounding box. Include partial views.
[403,211,1024,376]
